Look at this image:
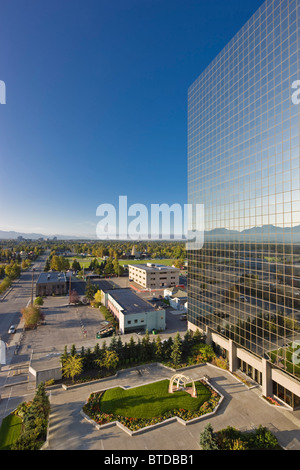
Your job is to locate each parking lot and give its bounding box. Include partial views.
[14,286,187,362]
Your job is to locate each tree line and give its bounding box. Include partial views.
[60,330,215,384]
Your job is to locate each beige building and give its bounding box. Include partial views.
[128,263,180,289]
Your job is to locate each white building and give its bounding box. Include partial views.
[101,288,166,334]
[164,287,187,311]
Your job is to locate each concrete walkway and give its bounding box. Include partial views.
[45,363,300,451]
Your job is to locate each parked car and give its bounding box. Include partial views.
[8,325,16,334]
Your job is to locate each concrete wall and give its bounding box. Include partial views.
[121,309,166,334]
[29,365,62,387]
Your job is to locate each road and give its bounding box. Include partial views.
[0,252,49,347]
[0,252,49,424]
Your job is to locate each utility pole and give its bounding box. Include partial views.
[69,270,72,304]
[31,268,35,305]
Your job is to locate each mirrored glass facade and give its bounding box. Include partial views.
[188,0,300,383]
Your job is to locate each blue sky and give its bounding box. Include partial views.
[0,0,264,238]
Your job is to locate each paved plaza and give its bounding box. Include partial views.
[45,363,300,451]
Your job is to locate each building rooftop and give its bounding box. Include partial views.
[129,263,179,272]
[91,279,115,291]
[36,271,67,284]
[166,287,187,298]
[107,288,157,315]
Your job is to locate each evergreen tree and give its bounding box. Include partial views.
[162,337,173,361]
[171,332,182,366]
[128,336,136,361]
[109,333,118,352]
[60,345,69,367]
[154,335,163,361]
[93,343,101,360]
[182,330,193,360]
[199,423,220,450]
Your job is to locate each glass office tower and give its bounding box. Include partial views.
[187,0,300,406]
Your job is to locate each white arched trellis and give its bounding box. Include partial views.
[168,373,197,398]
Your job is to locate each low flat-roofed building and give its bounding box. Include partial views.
[36,271,67,297]
[102,288,166,334]
[128,263,180,289]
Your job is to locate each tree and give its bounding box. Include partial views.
[108,333,118,353]
[142,330,153,361]
[85,281,97,301]
[5,261,21,280]
[71,259,81,272]
[113,258,124,276]
[60,345,69,368]
[199,423,220,450]
[62,355,83,383]
[104,258,114,275]
[93,290,103,304]
[127,336,136,361]
[12,382,50,450]
[50,255,69,272]
[171,332,182,366]
[182,330,193,359]
[154,335,163,361]
[96,350,119,372]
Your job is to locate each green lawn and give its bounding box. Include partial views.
[99,380,211,419]
[67,257,102,268]
[119,259,178,267]
[0,413,22,450]
[68,257,182,269]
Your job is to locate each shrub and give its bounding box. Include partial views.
[214,425,279,451]
[21,304,43,329]
[34,296,44,306]
[211,356,228,370]
[45,378,55,387]
[251,425,279,449]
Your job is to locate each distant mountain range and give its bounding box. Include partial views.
[1,224,300,242]
[205,224,300,242]
[0,230,92,240]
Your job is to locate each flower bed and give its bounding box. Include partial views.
[83,379,221,432]
[263,396,281,406]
